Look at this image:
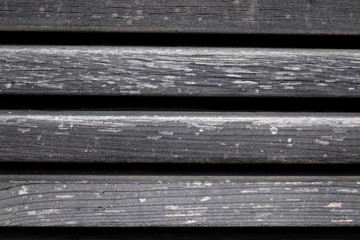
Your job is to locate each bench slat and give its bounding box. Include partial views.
[0,0,360,34]
[1,111,359,163]
[1,46,360,97]
[1,175,359,226]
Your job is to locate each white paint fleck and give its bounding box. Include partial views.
[295,188,319,193]
[288,138,292,143]
[18,186,28,195]
[165,213,202,217]
[147,135,162,140]
[27,211,36,216]
[104,210,124,213]
[325,202,342,208]
[284,86,295,90]
[253,205,280,209]
[337,188,358,193]
[315,139,330,146]
[4,83,12,89]
[284,66,301,71]
[270,127,278,135]
[55,195,74,199]
[66,221,78,225]
[17,128,31,133]
[233,80,258,85]
[159,131,174,136]
[331,219,354,223]
[241,190,258,193]
[201,196,210,202]
[185,220,197,224]
[27,209,59,215]
[139,198,146,203]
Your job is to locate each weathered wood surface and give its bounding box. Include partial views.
[1,46,360,97]
[0,175,359,226]
[1,111,360,163]
[0,0,360,34]
[2,228,360,240]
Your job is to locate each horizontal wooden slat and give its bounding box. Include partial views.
[1,111,360,163]
[0,0,360,34]
[1,46,360,97]
[0,175,359,226]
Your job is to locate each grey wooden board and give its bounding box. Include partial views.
[0,175,359,226]
[0,0,360,34]
[2,228,360,240]
[1,46,360,97]
[1,111,360,163]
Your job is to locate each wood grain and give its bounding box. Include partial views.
[0,175,359,226]
[0,0,360,34]
[1,111,360,163]
[1,46,360,97]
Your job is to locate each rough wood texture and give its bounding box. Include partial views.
[0,175,359,226]
[1,46,360,97]
[0,0,360,34]
[1,111,360,163]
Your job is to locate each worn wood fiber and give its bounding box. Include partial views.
[0,175,359,226]
[1,111,360,163]
[1,46,360,97]
[0,0,360,34]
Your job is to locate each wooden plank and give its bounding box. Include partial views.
[2,228,360,240]
[0,0,360,34]
[0,175,359,226]
[1,46,360,97]
[1,111,360,163]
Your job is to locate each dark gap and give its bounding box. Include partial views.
[0,32,360,49]
[0,227,359,238]
[1,96,360,112]
[0,163,359,176]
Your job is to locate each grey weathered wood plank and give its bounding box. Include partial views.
[0,175,359,226]
[1,46,360,97]
[0,0,360,34]
[1,111,360,163]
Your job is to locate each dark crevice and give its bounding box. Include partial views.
[1,95,360,112]
[0,32,360,49]
[0,163,359,176]
[0,227,359,238]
